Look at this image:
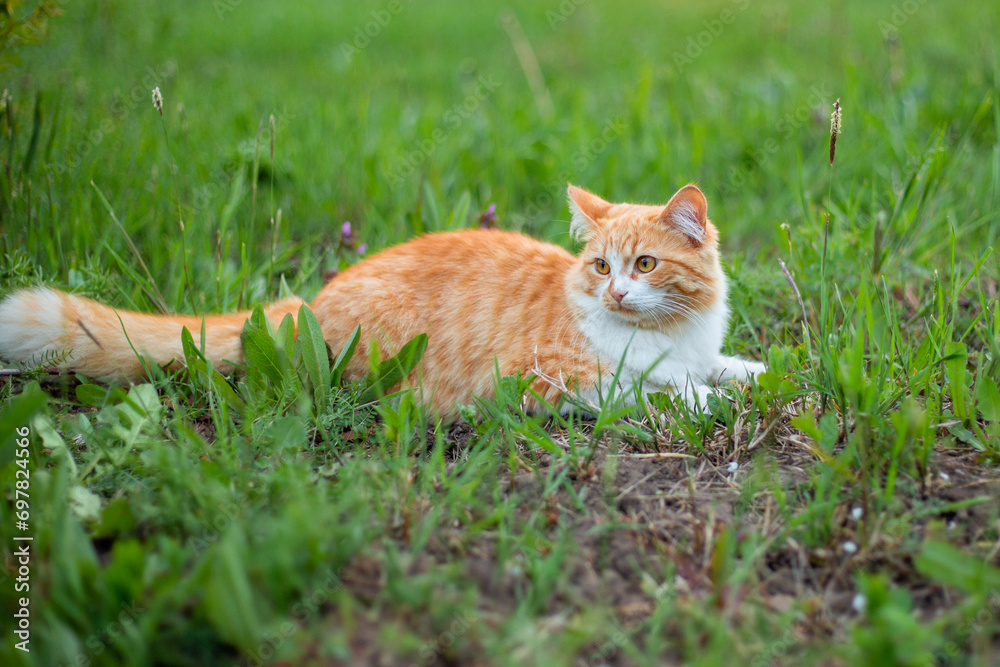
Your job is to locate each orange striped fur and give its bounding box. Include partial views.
[0,185,764,416]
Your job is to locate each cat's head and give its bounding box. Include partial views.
[566,184,725,327]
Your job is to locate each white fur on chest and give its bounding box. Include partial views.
[574,294,730,396]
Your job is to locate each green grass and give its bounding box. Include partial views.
[2,0,1000,664]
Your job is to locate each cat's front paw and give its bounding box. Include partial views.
[712,355,766,384]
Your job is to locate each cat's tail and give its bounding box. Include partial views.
[0,288,305,381]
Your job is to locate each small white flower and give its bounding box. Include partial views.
[948,520,957,531]
[851,506,863,521]
[842,540,858,554]
[727,461,738,473]
[152,87,163,116]
[852,593,867,613]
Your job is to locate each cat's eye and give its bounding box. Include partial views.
[595,259,610,275]
[636,256,657,273]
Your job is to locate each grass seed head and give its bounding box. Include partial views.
[829,98,842,166]
[152,86,163,116]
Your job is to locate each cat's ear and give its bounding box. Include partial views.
[658,184,708,244]
[568,184,612,241]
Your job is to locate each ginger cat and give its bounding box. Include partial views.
[0,185,764,416]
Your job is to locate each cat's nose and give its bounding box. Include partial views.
[610,289,627,304]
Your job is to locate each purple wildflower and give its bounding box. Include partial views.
[478,203,498,229]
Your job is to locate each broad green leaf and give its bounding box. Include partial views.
[790,414,823,443]
[181,326,206,363]
[69,485,102,522]
[91,497,136,538]
[332,324,361,387]
[95,385,163,452]
[120,384,162,423]
[360,333,428,404]
[75,384,106,407]
[181,327,244,409]
[207,367,245,410]
[181,327,210,378]
[975,375,1000,422]
[790,411,838,458]
[241,324,283,386]
[943,341,969,419]
[202,525,260,651]
[248,304,269,332]
[276,312,296,354]
[915,540,1000,594]
[756,371,781,394]
[32,412,78,477]
[297,305,331,405]
[0,384,47,468]
[75,383,127,407]
[0,381,48,469]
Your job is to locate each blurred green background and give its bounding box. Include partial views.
[4,0,996,309]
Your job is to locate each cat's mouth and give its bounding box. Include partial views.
[606,301,641,318]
